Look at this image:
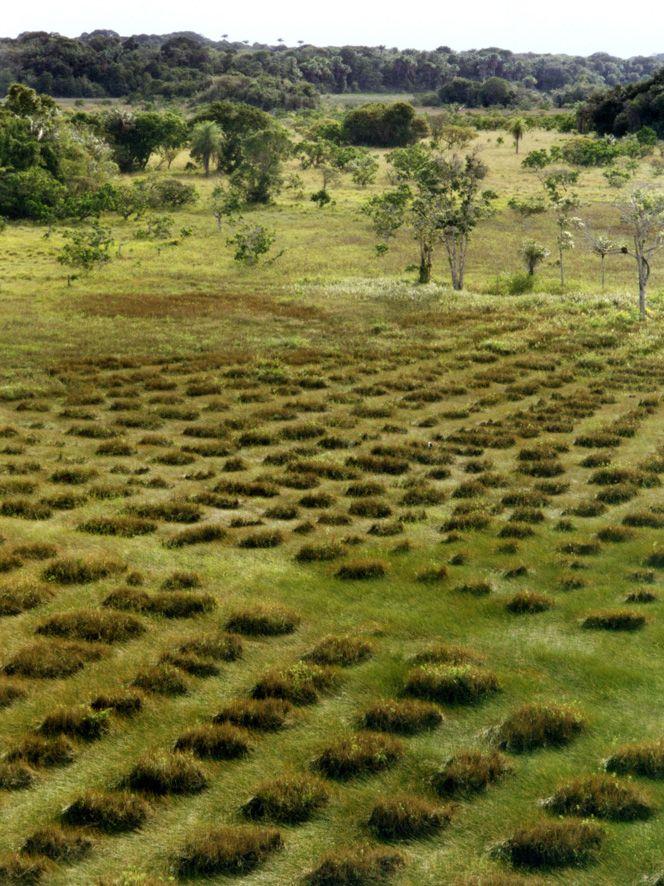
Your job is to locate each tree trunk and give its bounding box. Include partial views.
[638,255,648,321]
[600,255,605,291]
[418,245,432,284]
[559,245,565,288]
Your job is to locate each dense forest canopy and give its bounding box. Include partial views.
[579,68,664,136]
[0,30,663,108]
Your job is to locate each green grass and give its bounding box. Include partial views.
[0,133,662,884]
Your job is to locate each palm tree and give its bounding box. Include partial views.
[190,121,223,176]
[508,117,527,155]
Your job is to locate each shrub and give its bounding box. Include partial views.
[21,827,93,861]
[405,664,499,705]
[3,640,103,678]
[213,698,292,732]
[361,699,442,735]
[175,723,253,760]
[39,705,110,742]
[242,774,329,823]
[252,662,337,705]
[132,664,189,696]
[367,795,452,841]
[493,819,604,869]
[226,604,300,636]
[336,559,387,579]
[303,635,373,666]
[90,691,142,717]
[495,703,584,752]
[36,610,145,643]
[506,591,554,614]
[6,735,75,768]
[165,524,225,547]
[77,516,156,537]
[42,557,122,585]
[305,846,404,885]
[432,750,511,797]
[0,761,35,790]
[543,774,653,821]
[296,542,343,562]
[62,790,150,833]
[125,752,208,796]
[175,826,283,877]
[313,732,403,780]
[604,740,664,778]
[582,610,645,631]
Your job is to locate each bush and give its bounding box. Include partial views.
[604,740,664,778]
[175,826,283,877]
[3,640,104,678]
[242,773,329,823]
[226,604,300,636]
[582,610,645,631]
[493,819,604,869]
[20,826,94,862]
[252,662,337,705]
[305,845,404,885]
[39,705,110,742]
[175,723,253,760]
[506,591,554,614]
[367,794,453,841]
[432,750,511,797]
[313,732,403,780]
[361,699,443,735]
[543,774,653,820]
[405,664,499,705]
[6,735,75,768]
[303,635,373,667]
[336,559,387,579]
[495,703,584,752]
[213,698,292,732]
[132,664,189,696]
[61,790,150,833]
[125,752,208,796]
[36,610,145,643]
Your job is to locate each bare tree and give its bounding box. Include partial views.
[618,189,664,321]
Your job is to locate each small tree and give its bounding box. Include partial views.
[57,222,113,285]
[575,223,618,290]
[543,169,580,289]
[508,118,527,155]
[190,121,223,176]
[618,188,664,321]
[227,223,281,266]
[210,184,243,230]
[520,239,549,276]
[348,153,379,187]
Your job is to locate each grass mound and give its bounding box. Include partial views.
[0,761,35,790]
[90,691,142,717]
[132,664,189,696]
[213,699,293,732]
[336,559,387,579]
[164,524,225,547]
[405,664,499,705]
[0,586,53,617]
[174,723,253,760]
[146,591,216,618]
[77,516,156,537]
[178,631,243,662]
[296,542,343,562]
[238,529,284,549]
[128,500,202,523]
[0,681,26,708]
[20,827,93,862]
[582,610,646,631]
[6,735,75,768]
[367,794,453,841]
[38,705,110,741]
[495,703,584,752]
[36,610,145,643]
[506,591,554,614]
[303,635,373,666]
[604,740,664,778]
[42,557,123,585]
[125,752,208,795]
[3,640,103,678]
[306,846,404,885]
[226,604,300,636]
[432,750,511,797]
[242,773,329,823]
[61,790,150,833]
[175,825,283,877]
[313,732,403,780]
[411,643,478,665]
[252,662,337,705]
[0,854,50,883]
[543,774,653,820]
[493,820,604,869]
[361,699,443,735]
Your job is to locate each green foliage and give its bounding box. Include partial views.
[227,223,279,266]
[342,102,428,148]
[98,109,187,173]
[57,222,113,280]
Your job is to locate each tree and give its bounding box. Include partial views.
[520,239,549,275]
[617,189,664,321]
[542,169,580,288]
[210,184,243,230]
[190,121,223,176]
[508,117,527,155]
[99,110,187,173]
[433,124,475,152]
[364,145,495,287]
[192,101,273,173]
[575,223,618,290]
[227,223,281,265]
[230,127,291,204]
[57,221,113,285]
[348,153,379,187]
[342,102,428,147]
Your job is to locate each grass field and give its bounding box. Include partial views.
[0,131,663,885]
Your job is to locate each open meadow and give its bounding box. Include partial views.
[0,127,663,886]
